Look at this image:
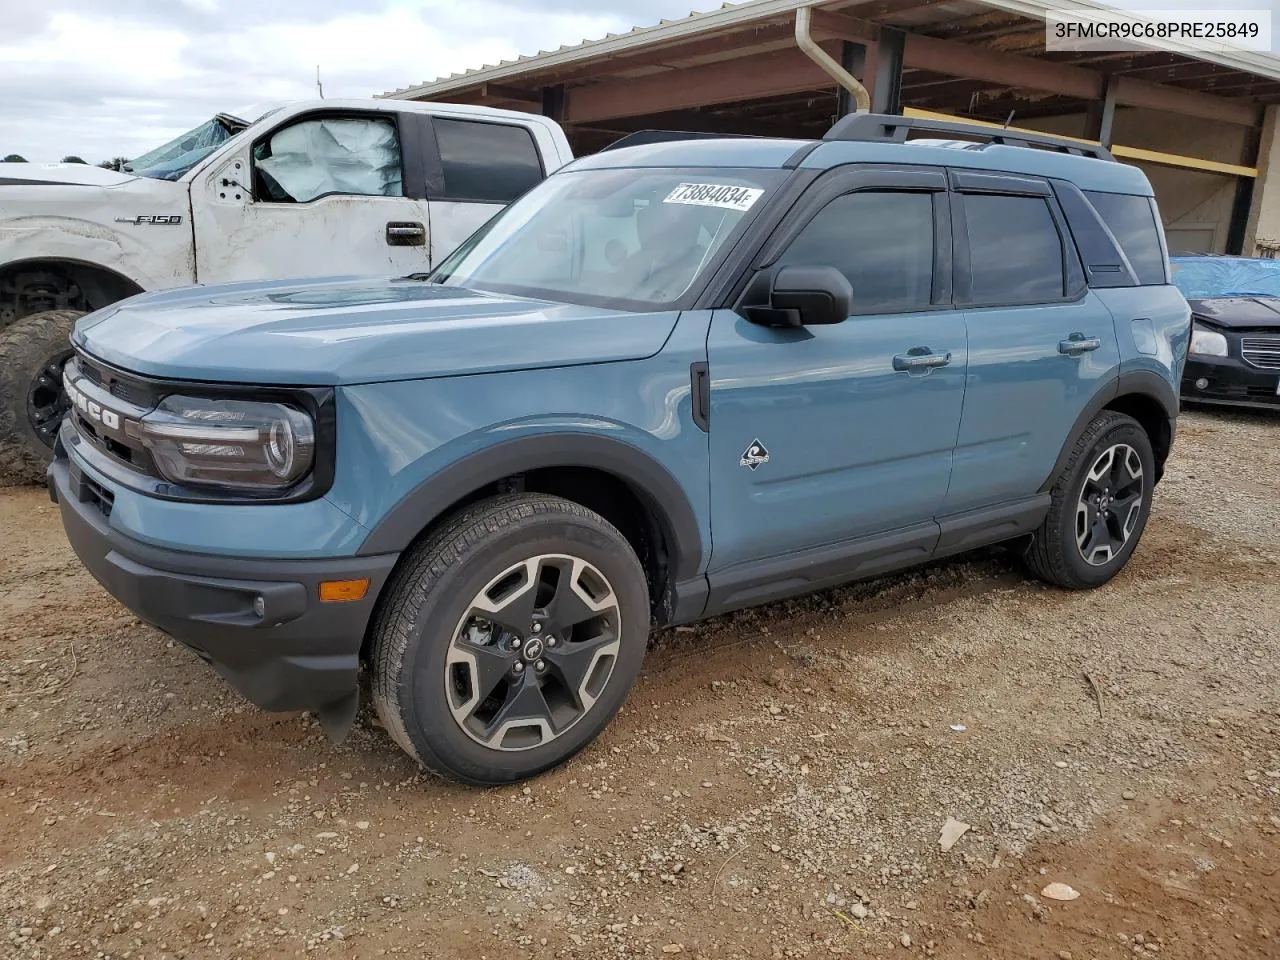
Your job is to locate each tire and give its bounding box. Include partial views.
[0,310,83,486]
[1025,411,1155,590]
[369,493,649,785]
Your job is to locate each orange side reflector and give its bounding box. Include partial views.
[319,578,370,603]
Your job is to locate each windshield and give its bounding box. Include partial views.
[430,167,785,309]
[1170,256,1280,300]
[126,113,250,181]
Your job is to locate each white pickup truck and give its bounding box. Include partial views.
[0,99,573,483]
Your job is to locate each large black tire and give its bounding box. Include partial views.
[1025,411,1155,590]
[0,310,83,486]
[370,493,649,785]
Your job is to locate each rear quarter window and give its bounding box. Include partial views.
[432,118,545,204]
[1084,191,1167,285]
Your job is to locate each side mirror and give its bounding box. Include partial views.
[742,265,852,328]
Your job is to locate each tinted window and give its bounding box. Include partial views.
[433,118,544,203]
[1085,191,1166,285]
[776,191,935,313]
[964,194,1065,304]
[254,116,402,203]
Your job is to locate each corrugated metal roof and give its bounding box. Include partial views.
[380,0,1280,101]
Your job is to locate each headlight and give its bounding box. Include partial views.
[129,395,315,492]
[1189,323,1228,357]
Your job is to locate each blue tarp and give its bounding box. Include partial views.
[1170,256,1280,300]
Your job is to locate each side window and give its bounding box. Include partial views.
[253,116,403,203]
[962,193,1065,304]
[775,191,935,313]
[432,118,544,204]
[1084,191,1167,285]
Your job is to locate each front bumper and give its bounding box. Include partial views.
[1182,355,1280,411]
[49,455,398,733]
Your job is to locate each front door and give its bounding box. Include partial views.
[942,172,1121,514]
[193,110,435,284]
[705,169,967,610]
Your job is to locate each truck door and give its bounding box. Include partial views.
[192,109,435,283]
[704,168,967,611]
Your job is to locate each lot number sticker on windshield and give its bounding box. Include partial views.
[664,182,764,212]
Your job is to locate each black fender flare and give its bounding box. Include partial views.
[1040,370,1179,492]
[355,432,706,584]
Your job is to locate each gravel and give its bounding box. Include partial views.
[1,409,1278,959]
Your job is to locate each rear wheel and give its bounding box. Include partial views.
[1025,411,1155,589]
[0,310,83,486]
[370,494,649,785]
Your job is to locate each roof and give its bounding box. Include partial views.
[383,0,1280,102]
[569,136,810,170]
[571,130,1149,194]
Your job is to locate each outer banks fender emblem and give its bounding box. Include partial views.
[740,439,769,471]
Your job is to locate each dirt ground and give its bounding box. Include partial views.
[1,408,1278,960]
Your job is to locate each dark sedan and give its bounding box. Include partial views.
[1172,256,1280,411]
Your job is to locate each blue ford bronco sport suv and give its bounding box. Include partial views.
[49,114,1190,785]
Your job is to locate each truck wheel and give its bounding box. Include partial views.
[370,493,649,785]
[0,310,83,486]
[1025,411,1155,590]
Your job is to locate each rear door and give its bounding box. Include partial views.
[704,167,968,607]
[424,116,549,264]
[943,170,1120,515]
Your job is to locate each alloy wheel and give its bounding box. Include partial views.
[1075,442,1144,566]
[445,554,621,751]
[26,350,73,448]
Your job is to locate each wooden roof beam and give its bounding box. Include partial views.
[566,14,1261,129]
[1114,75,1259,125]
[565,45,843,123]
[820,15,1259,126]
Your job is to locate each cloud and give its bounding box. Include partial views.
[0,0,705,163]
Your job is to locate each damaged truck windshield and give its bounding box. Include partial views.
[125,112,264,181]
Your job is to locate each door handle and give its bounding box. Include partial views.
[893,348,952,372]
[386,221,426,246]
[1059,333,1102,355]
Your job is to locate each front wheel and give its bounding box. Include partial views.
[1025,411,1155,590]
[0,310,84,486]
[369,494,650,785]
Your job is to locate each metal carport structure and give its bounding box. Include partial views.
[385,0,1280,255]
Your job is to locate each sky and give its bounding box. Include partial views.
[2,0,1278,164]
[0,0,702,163]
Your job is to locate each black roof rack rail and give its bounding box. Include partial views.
[601,130,757,152]
[824,113,1115,162]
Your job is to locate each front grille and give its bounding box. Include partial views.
[75,353,156,406]
[1241,336,1280,370]
[67,352,160,479]
[73,409,140,466]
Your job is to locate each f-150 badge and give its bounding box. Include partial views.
[114,214,183,225]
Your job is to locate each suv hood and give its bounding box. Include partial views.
[0,162,136,187]
[73,277,679,385]
[1189,296,1280,330]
